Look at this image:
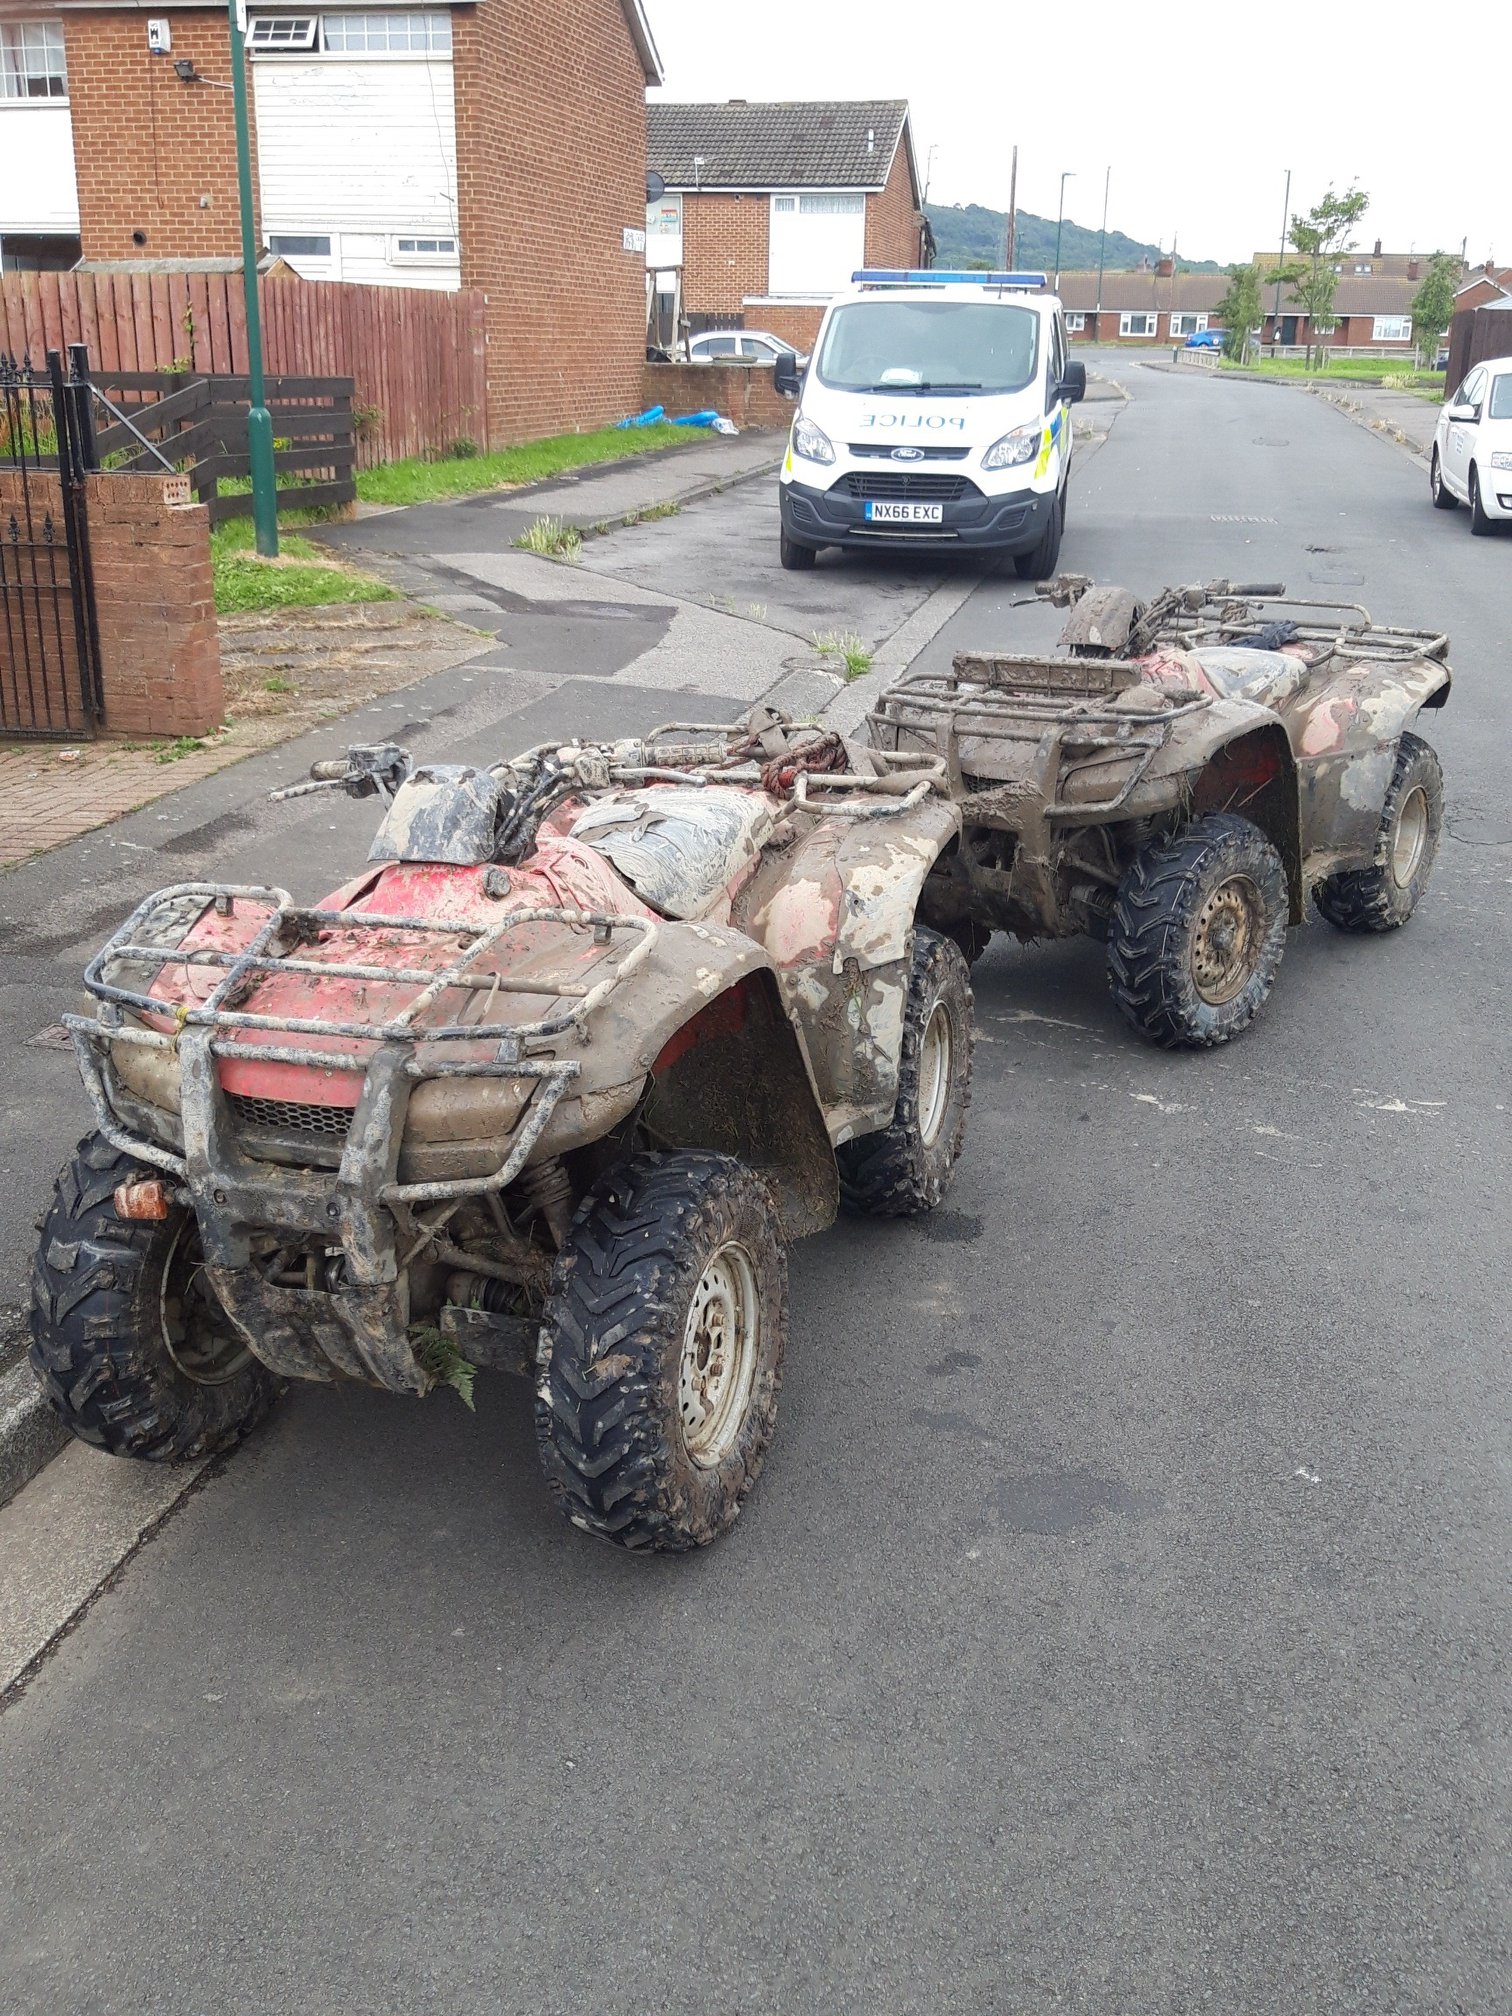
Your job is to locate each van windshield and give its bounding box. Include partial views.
[816,299,1040,396]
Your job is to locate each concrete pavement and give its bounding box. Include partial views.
[1,363,1507,2014]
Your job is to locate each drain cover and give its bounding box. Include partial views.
[27,1025,73,1050]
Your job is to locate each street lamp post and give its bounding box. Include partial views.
[1053,171,1075,292]
[226,0,277,557]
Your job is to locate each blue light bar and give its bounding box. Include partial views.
[851,268,1049,289]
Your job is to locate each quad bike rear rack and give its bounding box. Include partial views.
[870,663,1210,820]
[65,880,658,1208]
[1142,590,1450,666]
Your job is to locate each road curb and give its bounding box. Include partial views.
[569,453,784,540]
[0,1359,65,1511]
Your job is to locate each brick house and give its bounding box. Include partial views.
[0,0,662,439]
[645,98,928,356]
[1058,245,1449,352]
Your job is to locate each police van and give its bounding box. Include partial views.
[773,269,1084,577]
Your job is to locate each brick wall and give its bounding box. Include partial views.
[746,302,825,354]
[65,9,255,263]
[454,0,649,442]
[86,474,223,737]
[864,140,923,269]
[681,192,770,316]
[642,362,791,432]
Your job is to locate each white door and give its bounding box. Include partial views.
[1444,367,1483,496]
[768,192,865,297]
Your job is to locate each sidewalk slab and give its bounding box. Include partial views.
[0,1438,207,1694]
[0,1361,65,1511]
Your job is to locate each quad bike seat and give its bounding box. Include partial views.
[1141,646,1311,714]
[570,786,776,919]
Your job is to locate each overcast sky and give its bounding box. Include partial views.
[646,0,1501,269]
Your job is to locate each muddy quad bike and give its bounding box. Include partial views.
[869,578,1449,1048]
[30,718,974,1552]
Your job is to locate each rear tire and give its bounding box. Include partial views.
[1107,814,1288,1048]
[1014,486,1063,580]
[780,530,817,571]
[1314,731,1443,933]
[1469,465,1493,535]
[535,1152,786,1552]
[1430,448,1457,510]
[29,1133,280,1461]
[837,927,974,1215]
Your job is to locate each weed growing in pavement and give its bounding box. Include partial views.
[152,736,209,764]
[263,676,295,694]
[515,515,583,561]
[813,630,872,680]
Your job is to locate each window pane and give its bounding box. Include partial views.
[1,20,68,97]
[321,13,452,52]
[248,16,317,47]
[270,234,332,256]
[799,193,864,215]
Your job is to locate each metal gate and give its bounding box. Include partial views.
[0,347,103,739]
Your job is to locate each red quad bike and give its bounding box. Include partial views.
[871,578,1451,1047]
[31,720,974,1551]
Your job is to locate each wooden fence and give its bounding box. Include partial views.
[93,372,356,526]
[0,271,488,466]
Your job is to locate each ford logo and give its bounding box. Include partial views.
[891,445,925,461]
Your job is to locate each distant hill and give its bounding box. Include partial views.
[925,202,1222,275]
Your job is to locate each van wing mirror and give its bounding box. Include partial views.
[1060,361,1087,404]
[1447,401,1479,423]
[773,350,802,398]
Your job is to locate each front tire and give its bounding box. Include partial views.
[1107,814,1288,1048]
[1314,731,1443,933]
[1430,448,1457,510]
[780,529,817,571]
[535,1152,786,1553]
[30,1134,281,1461]
[1013,487,1064,580]
[1469,465,1493,535]
[837,927,974,1215]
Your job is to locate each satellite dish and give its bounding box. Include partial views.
[646,170,667,204]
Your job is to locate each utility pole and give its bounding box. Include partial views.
[1270,166,1291,360]
[227,0,277,556]
[1005,146,1018,270]
[1095,166,1110,339]
[1054,170,1075,292]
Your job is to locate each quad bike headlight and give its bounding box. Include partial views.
[982,423,1042,471]
[792,414,835,466]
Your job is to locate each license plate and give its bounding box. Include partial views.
[865,501,944,523]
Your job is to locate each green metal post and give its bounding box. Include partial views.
[227,0,277,556]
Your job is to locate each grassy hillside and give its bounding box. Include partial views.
[926,202,1221,275]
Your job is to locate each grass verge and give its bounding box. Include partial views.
[1222,356,1446,395]
[356,423,695,508]
[211,516,398,616]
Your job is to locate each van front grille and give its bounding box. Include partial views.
[842,472,976,502]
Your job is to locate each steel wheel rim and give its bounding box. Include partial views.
[679,1241,760,1467]
[1192,874,1265,1005]
[1391,785,1429,888]
[159,1217,252,1386]
[917,998,953,1148]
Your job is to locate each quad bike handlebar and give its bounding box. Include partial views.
[270,742,413,804]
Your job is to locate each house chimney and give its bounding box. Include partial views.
[727,97,746,104]
[1156,255,1174,278]
[1373,238,1382,257]
[1407,258,1420,282]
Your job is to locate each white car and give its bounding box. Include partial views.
[688,330,809,370]
[1431,354,1512,532]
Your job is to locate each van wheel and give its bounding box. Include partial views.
[30,1133,281,1461]
[535,1152,786,1552]
[1429,449,1457,509]
[780,531,817,571]
[837,928,974,1215]
[1107,815,1288,1048]
[1014,489,1063,580]
[1314,732,1442,932]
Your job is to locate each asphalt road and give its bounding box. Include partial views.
[2,357,1508,2014]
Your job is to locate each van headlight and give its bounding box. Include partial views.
[792,414,835,466]
[982,423,1042,471]
[1491,451,1512,471]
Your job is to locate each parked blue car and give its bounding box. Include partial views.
[1184,329,1225,350]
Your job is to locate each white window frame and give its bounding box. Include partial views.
[1372,314,1412,342]
[1119,311,1158,338]
[248,15,319,50]
[1064,312,1086,333]
[0,19,68,100]
[390,233,459,263]
[1170,312,1208,337]
[248,11,453,58]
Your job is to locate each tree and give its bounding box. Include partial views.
[1215,264,1263,364]
[1289,186,1370,368]
[1411,252,1461,366]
